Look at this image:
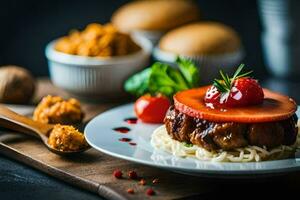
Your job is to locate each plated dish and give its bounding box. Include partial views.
[84,103,300,177]
[125,61,298,162]
[153,65,298,162]
[85,60,299,176]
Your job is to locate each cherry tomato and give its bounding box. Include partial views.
[134,95,171,123]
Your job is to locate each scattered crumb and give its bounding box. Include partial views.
[113,169,159,196]
[128,170,138,179]
[146,188,155,196]
[113,170,122,179]
[139,179,146,186]
[152,178,159,184]
[127,188,134,194]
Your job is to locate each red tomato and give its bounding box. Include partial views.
[134,95,171,123]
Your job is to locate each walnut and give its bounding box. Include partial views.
[0,66,36,104]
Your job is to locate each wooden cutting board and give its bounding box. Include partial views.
[0,133,215,200]
[0,79,215,200]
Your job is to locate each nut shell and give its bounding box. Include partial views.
[0,66,35,104]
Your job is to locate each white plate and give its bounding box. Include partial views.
[85,104,300,178]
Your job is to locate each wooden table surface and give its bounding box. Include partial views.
[1,79,213,200]
[1,78,300,200]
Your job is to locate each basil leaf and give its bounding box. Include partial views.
[176,57,200,88]
[124,68,151,96]
[148,62,189,98]
[124,58,200,98]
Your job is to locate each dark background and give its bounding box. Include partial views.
[0,0,265,77]
[0,1,300,199]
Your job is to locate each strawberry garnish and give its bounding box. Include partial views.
[204,64,264,107]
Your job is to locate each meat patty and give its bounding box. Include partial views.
[247,122,284,148]
[210,123,248,150]
[164,106,298,151]
[164,107,195,142]
[189,119,248,150]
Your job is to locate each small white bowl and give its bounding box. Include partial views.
[45,37,152,100]
[132,30,165,45]
[153,47,245,84]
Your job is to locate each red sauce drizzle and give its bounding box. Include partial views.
[124,117,138,124]
[113,127,130,133]
[119,138,132,142]
[129,142,137,146]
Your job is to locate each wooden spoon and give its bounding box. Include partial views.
[0,105,89,155]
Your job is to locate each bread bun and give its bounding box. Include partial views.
[159,22,241,55]
[112,0,200,32]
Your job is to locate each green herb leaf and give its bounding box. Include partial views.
[148,62,189,98]
[219,70,231,89]
[213,79,228,93]
[176,57,200,88]
[124,58,200,98]
[213,64,252,93]
[183,142,193,147]
[124,68,151,96]
[231,64,245,82]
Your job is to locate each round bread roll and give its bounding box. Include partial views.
[111,0,200,32]
[0,66,36,104]
[159,22,241,55]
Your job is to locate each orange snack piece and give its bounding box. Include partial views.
[48,124,88,152]
[54,23,140,57]
[33,95,84,125]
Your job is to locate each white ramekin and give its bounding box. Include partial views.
[153,47,245,84]
[45,37,152,100]
[132,30,165,45]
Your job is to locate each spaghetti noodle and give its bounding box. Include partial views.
[151,122,300,162]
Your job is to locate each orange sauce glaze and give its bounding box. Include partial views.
[174,86,297,123]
